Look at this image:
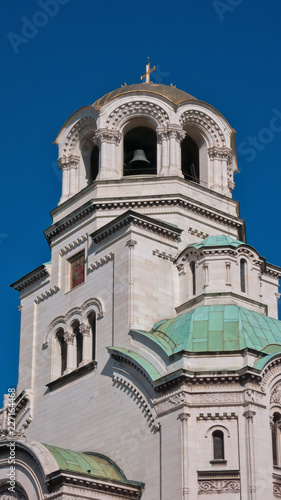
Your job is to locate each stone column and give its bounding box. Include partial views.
[94,128,121,180]
[243,410,256,500]
[208,146,232,195]
[168,125,185,176]
[63,331,75,374]
[178,412,190,500]
[79,323,91,365]
[157,127,169,175]
[58,156,69,204]
[68,154,80,197]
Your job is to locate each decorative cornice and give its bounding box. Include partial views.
[188,227,209,239]
[45,197,243,246]
[106,100,169,128]
[153,249,174,262]
[60,234,88,256]
[35,285,60,304]
[91,210,182,245]
[197,412,237,421]
[10,265,50,293]
[88,252,114,273]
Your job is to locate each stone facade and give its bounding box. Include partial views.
[1,81,281,499]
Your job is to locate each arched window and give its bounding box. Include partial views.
[123,126,157,176]
[181,135,199,183]
[212,430,224,460]
[57,328,67,376]
[240,259,246,293]
[90,145,99,182]
[272,412,281,466]
[190,261,196,296]
[88,311,96,361]
[72,321,83,367]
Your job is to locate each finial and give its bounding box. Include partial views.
[170,83,176,88]
[121,83,127,87]
[141,57,155,84]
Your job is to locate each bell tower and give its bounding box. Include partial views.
[2,67,281,500]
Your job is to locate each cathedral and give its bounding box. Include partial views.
[1,61,281,499]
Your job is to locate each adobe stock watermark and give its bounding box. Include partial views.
[238,108,281,162]
[7,0,71,54]
[6,388,16,493]
[213,0,244,21]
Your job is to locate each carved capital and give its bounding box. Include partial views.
[208,146,232,163]
[243,410,256,420]
[63,331,75,345]
[58,154,80,170]
[94,128,122,146]
[168,124,186,142]
[126,239,137,249]
[178,412,190,422]
[79,324,91,337]
[156,126,169,143]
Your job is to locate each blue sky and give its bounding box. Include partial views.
[1,0,281,404]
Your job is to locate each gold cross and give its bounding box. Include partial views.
[141,57,155,83]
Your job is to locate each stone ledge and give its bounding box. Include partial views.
[46,361,97,391]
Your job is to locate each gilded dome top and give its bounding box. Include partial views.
[93,83,197,109]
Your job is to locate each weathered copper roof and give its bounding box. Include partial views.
[93,83,197,109]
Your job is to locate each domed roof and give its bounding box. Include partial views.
[135,305,281,356]
[93,83,197,109]
[188,234,245,249]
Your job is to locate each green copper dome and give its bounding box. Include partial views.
[134,305,281,356]
[42,444,127,482]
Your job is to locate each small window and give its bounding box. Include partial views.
[272,412,281,466]
[70,252,85,290]
[88,312,96,361]
[240,259,246,293]
[57,329,67,375]
[190,261,196,295]
[212,430,224,460]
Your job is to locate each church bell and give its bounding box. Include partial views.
[129,149,150,164]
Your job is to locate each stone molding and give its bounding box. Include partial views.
[188,227,209,239]
[193,392,242,405]
[154,392,189,415]
[261,358,281,391]
[35,285,60,304]
[152,249,174,262]
[11,265,50,293]
[113,373,158,429]
[45,197,243,245]
[43,297,104,348]
[94,128,122,145]
[271,384,281,405]
[198,471,240,493]
[60,234,88,256]
[197,412,237,421]
[88,252,114,273]
[179,109,225,146]
[63,115,97,156]
[105,100,170,129]
[92,211,182,245]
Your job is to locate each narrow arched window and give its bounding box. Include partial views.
[181,135,199,183]
[213,430,224,460]
[272,412,281,466]
[73,321,83,367]
[57,329,67,376]
[88,312,96,361]
[90,145,99,182]
[240,259,246,293]
[190,261,196,295]
[123,126,157,176]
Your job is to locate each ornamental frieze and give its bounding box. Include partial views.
[270,383,281,405]
[198,479,240,493]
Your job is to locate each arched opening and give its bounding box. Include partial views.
[90,145,99,182]
[181,135,199,182]
[240,259,246,293]
[0,484,28,499]
[212,430,225,460]
[123,126,157,176]
[57,328,67,376]
[88,311,96,361]
[72,321,83,367]
[190,261,196,296]
[272,412,281,466]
